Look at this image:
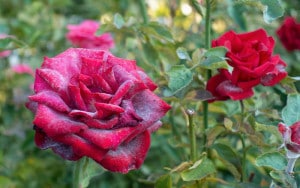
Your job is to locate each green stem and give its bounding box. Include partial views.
[205,0,211,78]
[138,0,149,24]
[187,109,197,162]
[202,0,212,152]
[239,100,247,182]
[286,158,298,174]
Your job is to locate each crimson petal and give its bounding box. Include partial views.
[99,130,150,173]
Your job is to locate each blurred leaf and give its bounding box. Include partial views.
[113,13,125,29]
[280,76,298,94]
[200,56,229,70]
[181,157,216,181]
[204,47,227,58]
[0,176,15,188]
[206,126,225,147]
[255,152,287,171]
[141,22,174,43]
[176,47,191,61]
[227,0,247,30]
[270,170,297,188]
[260,0,284,23]
[212,143,241,168]
[155,174,172,188]
[192,49,205,64]
[166,65,193,95]
[282,94,300,126]
[254,121,282,140]
[224,118,233,131]
[0,37,27,50]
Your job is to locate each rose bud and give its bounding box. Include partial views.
[278,122,300,159]
[276,17,300,51]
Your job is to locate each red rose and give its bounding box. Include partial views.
[26,48,171,173]
[66,20,114,50]
[206,29,287,102]
[276,17,300,51]
[278,122,300,157]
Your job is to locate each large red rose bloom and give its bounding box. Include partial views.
[26,48,171,173]
[206,29,287,102]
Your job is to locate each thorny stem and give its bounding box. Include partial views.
[138,0,149,24]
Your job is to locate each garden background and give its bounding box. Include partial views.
[1,0,300,187]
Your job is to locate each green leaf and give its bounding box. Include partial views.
[212,143,241,168]
[181,157,216,181]
[255,152,287,171]
[140,22,174,43]
[205,47,227,58]
[192,49,205,64]
[282,94,300,126]
[155,174,172,188]
[270,170,297,188]
[227,0,247,31]
[200,56,229,70]
[254,122,282,141]
[176,47,191,61]
[206,126,226,147]
[166,65,193,95]
[260,0,284,23]
[113,13,125,29]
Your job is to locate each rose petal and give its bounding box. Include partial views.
[99,130,151,173]
[33,104,88,137]
[83,116,119,129]
[29,90,71,113]
[79,127,134,150]
[109,80,132,105]
[54,134,108,162]
[132,89,171,122]
[94,74,113,94]
[68,85,87,111]
[94,102,124,118]
[37,68,67,92]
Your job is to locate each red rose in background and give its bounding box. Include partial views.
[276,17,300,51]
[278,122,300,156]
[206,29,287,102]
[26,48,171,173]
[0,34,11,58]
[66,20,114,50]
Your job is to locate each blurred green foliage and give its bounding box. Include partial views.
[1,0,300,187]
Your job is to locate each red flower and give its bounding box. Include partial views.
[206,29,287,102]
[66,20,114,50]
[276,17,300,51]
[26,48,171,173]
[278,122,300,156]
[12,64,35,76]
